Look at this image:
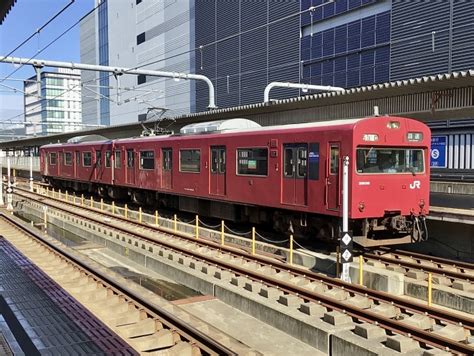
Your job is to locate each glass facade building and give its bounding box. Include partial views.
[98,0,110,126]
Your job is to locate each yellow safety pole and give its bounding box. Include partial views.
[46,186,49,196]
[111,201,115,215]
[73,192,76,204]
[155,210,159,226]
[428,272,432,307]
[173,214,177,232]
[221,220,225,246]
[124,204,128,219]
[65,190,68,202]
[90,196,93,208]
[336,245,340,278]
[81,194,84,206]
[251,227,256,255]
[139,207,142,223]
[100,198,104,211]
[52,188,55,198]
[58,189,61,199]
[359,255,364,286]
[195,215,199,239]
[289,235,294,265]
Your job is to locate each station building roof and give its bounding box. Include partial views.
[2,69,474,150]
[0,0,16,24]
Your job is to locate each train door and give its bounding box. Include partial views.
[126,149,135,185]
[326,143,340,210]
[95,150,103,181]
[74,151,80,178]
[282,144,308,205]
[209,146,226,196]
[161,148,172,189]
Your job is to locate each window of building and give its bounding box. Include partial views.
[237,148,268,176]
[137,32,145,45]
[137,74,146,85]
[64,152,72,166]
[96,151,102,167]
[49,152,57,165]
[115,150,121,169]
[127,149,134,168]
[45,78,64,86]
[162,148,172,170]
[180,149,200,173]
[105,151,111,168]
[140,151,155,170]
[83,152,92,167]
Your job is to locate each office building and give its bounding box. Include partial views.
[24,68,82,136]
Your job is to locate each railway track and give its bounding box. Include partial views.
[365,248,474,285]
[0,211,236,355]
[12,186,474,354]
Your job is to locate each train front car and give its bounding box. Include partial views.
[350,117,430,247]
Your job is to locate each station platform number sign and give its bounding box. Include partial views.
[430,135,447,168]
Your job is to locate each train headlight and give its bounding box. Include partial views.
[358,201,365,212]
[363,134,378,142]
[407,132,423,142]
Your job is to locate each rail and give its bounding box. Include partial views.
[0,211,236,355]
[13,187,474,354]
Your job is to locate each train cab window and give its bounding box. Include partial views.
[105,151,111,168]
[356,148,425,174]
[140,151,155,170]
[330,145,339,175]
[49,152,57,165]
[96,151,102,167]
[127,150,134,168]
[180,149,200,173]
[83,152,92,167]
[237,148,268,176]
[162,148,172,170]
[115,151,122,169]
[64,152,72,166]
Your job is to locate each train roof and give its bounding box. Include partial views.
[40,116,426,148]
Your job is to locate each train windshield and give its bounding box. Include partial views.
[356,147,424,174]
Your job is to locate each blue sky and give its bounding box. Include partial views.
[0,0,94,125]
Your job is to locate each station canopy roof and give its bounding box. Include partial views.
[2,69,474,150]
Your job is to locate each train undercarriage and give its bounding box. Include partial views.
[47,177,428,247]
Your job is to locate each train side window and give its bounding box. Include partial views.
[237,148,268,176]
[49,152,57,165]
[83,152,92,167]
[76,152,80,166]
[330,145,339,175]
[140,151,155,170]
[96,151,102,167]
[180,149,200,173]
[115,151,122,169]
[127,149,134,168]
[162,148,172,170]
[105,151,111,168]
[64,152,72,166]
[297,148,307,178]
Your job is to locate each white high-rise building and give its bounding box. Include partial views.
[80,0,194,127]
[23,68,82,136]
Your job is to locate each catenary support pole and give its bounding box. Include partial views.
[29,155,33,191]
[0,151,4,206]
[6,157,13,211]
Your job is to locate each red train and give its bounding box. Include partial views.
[40,116,430,247]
